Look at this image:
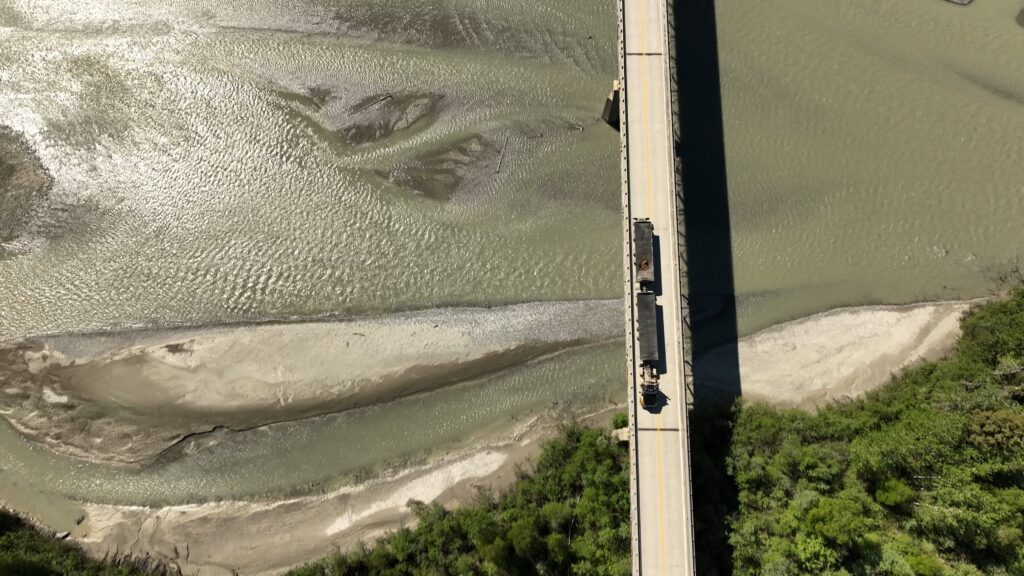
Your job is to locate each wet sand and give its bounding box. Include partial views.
[0,0,1019,570]
[340,92,444,146]
[0,300,621,465]
[382,133,498,200]
[55,299,981,574]
[699,300,981,408]
[276,88,445,149]
[77,414,556,576]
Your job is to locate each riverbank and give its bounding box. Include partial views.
[77,412,566,576]
[700,299,983,408]
[0,300,622,466]
[55,298,981,574]
[726,289,1024,575]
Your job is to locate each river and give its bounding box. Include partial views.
[0,0,1022,552]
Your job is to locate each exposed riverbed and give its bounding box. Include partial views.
[0,300,621,465]
[0,0,1022,572]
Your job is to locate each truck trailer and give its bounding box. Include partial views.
[633,219,655,285]
[636,290,660,407]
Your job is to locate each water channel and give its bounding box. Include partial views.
[0,0,1022,523]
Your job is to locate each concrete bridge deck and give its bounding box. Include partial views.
[616,0,696,571]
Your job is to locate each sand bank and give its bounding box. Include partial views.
[55,299,981,574]
[0,300,621,465]
[699,300,981,408]
[78,417,550,576]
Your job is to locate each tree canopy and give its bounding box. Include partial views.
[728,290,1024,576]
[7,291,1024,575]
[0,511,151,576]
[289,424,631,576]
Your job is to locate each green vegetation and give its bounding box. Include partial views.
[7,292,1024,576]
[611,412,629,430]
[691,402,739,575]
[0,511,153,576]
[728,290,1024,575]
[0,423,630,576]
[289,424,631,575]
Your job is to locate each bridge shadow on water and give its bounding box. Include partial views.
[671,0,741,573]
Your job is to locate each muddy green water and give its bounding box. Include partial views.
[0,0,1022,512]
[0,343,622,510]
[0,0,621,338]
[719,0,1024,332]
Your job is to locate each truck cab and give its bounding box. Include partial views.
[640,364,660,408]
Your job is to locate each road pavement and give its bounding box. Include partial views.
[617,0,697,572]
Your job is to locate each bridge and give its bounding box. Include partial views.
[614,0,697,571]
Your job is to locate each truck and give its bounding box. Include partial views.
[633,219,655,285]
[636,290,660,407]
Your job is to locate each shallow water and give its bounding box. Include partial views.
[0,341,623,507]
[0,0,1022,514]
[0,0,621,339]
[716,0,1024,332]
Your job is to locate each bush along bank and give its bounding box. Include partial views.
[728,289,1024,575]
[7,290,1024,575]
[289,423,632,576]
[0,510,167,576]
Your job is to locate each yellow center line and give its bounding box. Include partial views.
[636,0,656,218]
[632,0,670,573]
[655,415,668,575]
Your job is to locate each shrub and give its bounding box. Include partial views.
[729,290,1024,575]
[611,412,628,430]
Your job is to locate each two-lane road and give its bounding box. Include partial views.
[617,0,696,571]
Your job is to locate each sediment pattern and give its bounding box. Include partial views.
[0,300,622,465]
[0,126,52,245]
